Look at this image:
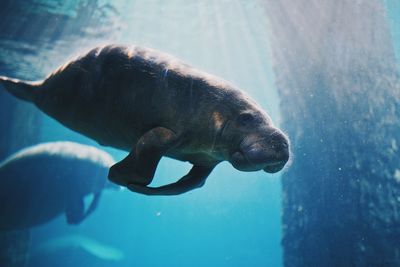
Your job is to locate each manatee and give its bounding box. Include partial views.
[0,45,289,196]
[0,142,116,231]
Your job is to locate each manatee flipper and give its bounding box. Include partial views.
[65,194,85,225]
[127,165,215,195]
[82,192,101,220]
[108,127,177,186]
[0,76,39,102]
[66,192,101,224]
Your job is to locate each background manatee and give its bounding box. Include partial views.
[0,142,117,231]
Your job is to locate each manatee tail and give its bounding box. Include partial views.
[0,76,40,103]
[32,235,124,261]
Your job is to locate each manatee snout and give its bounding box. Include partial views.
[230,130,289,173]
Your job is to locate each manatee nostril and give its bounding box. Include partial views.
[281,141,288,149]
[265,140,289,167]
[268,131,289,154]
[277,142,290,161]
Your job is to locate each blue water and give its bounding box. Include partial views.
[0,1,283,266]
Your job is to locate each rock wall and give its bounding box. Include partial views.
[263,1,400,266]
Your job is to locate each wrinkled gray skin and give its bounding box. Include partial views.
[0,142,116,231]
[0,45,289,196]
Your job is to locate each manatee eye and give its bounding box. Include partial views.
[237,113,256,126]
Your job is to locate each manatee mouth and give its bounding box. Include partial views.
[230,150,287,173]
[263,161,287,173]
[230,150,261,171]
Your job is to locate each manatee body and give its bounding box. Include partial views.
[0,45,289,196]
[0,142,116,231]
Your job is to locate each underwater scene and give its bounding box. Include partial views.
[0,1,399,267]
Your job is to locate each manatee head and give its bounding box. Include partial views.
[220,106,289,173]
